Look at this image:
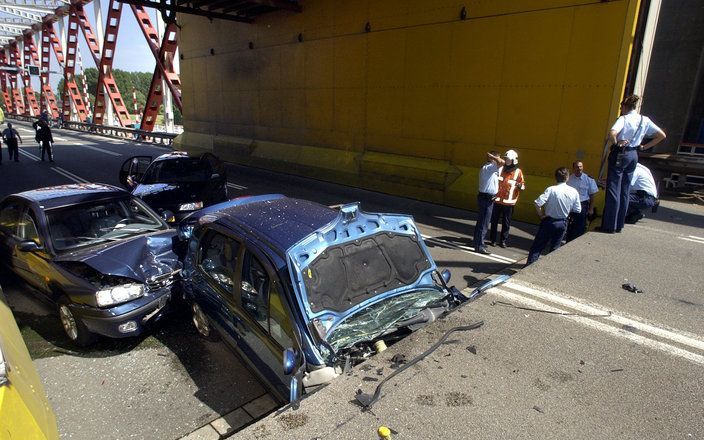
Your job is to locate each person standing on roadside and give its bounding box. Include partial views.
[1,122,22,163]
[489,149,525,248]
[473,151,505,255]
[36,119,54,162]
[600,95,666,233]
[565,160,599,241]
[526,167,581,266]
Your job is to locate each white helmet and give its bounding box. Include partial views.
[504,149,518,164]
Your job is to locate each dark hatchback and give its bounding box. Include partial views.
[180,195,465,403]
[119,151,228,223]
[0,184,180,346]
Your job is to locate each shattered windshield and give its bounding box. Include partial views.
[326,289,446,350]
[46,197,166,251]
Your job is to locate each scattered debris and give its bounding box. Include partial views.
[466,345,477,354]
[376,367,385,376]
[362,377,379,382]
[610,368,624,373]
[579,360,585,365]
[445,391,473,407]
[533,405,545,414]
[622,283,643,294]
[390,354,407,369]
[622,325,639,333]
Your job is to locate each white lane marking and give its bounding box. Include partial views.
[678,237,704,245]
[490,287,704,365]
[504,281,704,352]
[689,235,704,240]
[69,143,121,157]
[18,149,40,161]
[17,127,35,133]
[421,234,517,264]
[54,137,68,141]
[227,182,247,190]
[51,166,90,184]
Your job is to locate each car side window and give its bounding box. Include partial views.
[18,211,40,244]
[240,251,269,329]
[199,230,239,295]
[0,203,21,235]
[268,282,295,349]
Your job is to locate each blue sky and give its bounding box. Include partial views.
[39,0,158,91]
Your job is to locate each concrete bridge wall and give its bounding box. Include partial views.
[175,0,641,221]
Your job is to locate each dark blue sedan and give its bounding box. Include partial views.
[180,195,464,403]
[0,184,180,346]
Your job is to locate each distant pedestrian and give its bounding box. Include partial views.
[600,95,666,233]
[489,149,525,248]
[625,163,658,224]
[36,119,54,162]
[565,161,599,241]
[473,151,505,255]
[526,167,581,266]
[1,122,22,163]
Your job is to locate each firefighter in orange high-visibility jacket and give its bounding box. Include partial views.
[489,150,525,248]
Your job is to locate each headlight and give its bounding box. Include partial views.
[96,283,145,307]
[179,201,203,211]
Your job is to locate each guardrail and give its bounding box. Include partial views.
[5,114,177,147]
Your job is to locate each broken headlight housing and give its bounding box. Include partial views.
[96,283,145,307]
[179,201,203,212]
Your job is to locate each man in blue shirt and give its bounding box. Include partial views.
[565,160,599,241]
[473,151,505,255]
[1,123,22,163]
[526,167,581,266]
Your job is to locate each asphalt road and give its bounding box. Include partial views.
[0,120,534,439]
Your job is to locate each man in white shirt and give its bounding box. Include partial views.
[526,167,581,266]
[625,163,658,224]
[473,151,505,255]
[565,161,599,241]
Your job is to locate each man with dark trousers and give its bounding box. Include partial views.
[526,167,581,266]
[36,119,54,162]
[565,160,599,241]
[1,122,22,163]
[473,151,505,255]
[489,149,525,248]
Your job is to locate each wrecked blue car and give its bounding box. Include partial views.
[0,184,180,346]
[180,195,464,402]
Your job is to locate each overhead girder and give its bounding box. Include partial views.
[39,23,59,117]
[92,0,131,127]
[22,34,41,116]
[140,21,179,132]
[61,10,89,121]
[0,51,14,112]
[130,4,182,113]
[0,5,47,22]
[8,42,26,114]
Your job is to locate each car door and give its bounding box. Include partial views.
[233,247,296,400]
[200,153,227,203]
[193,227,242,348]
[119,156,152,189]
[12,207,51,293]
[0,201,22,267]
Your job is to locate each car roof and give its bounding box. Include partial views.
[214,196,339,253]
[11,183,130,210]
[152,151,192,162]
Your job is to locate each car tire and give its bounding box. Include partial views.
[191,302,219,341]
[57,299,97,347]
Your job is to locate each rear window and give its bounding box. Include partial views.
[302,232,431,313]
[141,158,210,184]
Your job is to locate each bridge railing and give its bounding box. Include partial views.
[5,114,177,147]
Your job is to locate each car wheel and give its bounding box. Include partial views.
[191,302,219,341]
[58,301,96,347]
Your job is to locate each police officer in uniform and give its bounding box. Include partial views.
[1,122,22,163]
[625,163,658,224]
[565,160,598,241]
[35,119,54,162]
[526,167,581,266]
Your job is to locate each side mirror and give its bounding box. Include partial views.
[441,269,451,284]
[283,347,297,375]
[18,241,42,252]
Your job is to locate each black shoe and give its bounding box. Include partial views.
[594,227,614,233]
[476,247,491,255]
[499,242,507,248]
[50,159,54,162]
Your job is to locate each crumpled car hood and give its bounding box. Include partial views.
[55,230,179,282]
[133,182,207,209]
[286,203,437,336]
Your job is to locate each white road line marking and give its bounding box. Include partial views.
[227,182,247,190]
[678,237,704,245]
[70,144,121,157]
[689,235,704,240]
[490,287,704,365]
[51,166,90,184]
[18,149,40,161]
[421,234,517,264]
[503,281,704,352]
[17,127,35,133]
[54,137,68,141]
